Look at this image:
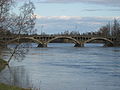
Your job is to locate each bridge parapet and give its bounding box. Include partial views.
[0,35,118,47]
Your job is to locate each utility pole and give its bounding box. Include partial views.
[108,21,112,36]
[41,25,43,35]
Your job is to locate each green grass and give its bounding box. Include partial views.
[0,58,7,65]
[0,83,31,90]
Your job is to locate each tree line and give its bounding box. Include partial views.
[36,19,120,38]
[85,19,120,37]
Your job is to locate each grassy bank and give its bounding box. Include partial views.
[0,83,31,90]
[0,59,31,90]
[0,58,8,71]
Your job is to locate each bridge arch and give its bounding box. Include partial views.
[84,37,114,46]
[0,41,5,44]
[46,36,81,46]
[6,37,43,45]
[0,41,6,48]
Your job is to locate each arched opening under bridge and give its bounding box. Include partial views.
[44,36,83,47]
[0,41,7,48]
[6,37,43,48]
[84,37,114,47]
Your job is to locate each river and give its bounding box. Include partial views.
[0,43,120,90]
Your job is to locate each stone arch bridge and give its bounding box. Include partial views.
[0,35,116,47]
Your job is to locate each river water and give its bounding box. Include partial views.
[0,43,120,90]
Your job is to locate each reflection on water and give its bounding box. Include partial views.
[0,43,120,90]
[0,66,33,88]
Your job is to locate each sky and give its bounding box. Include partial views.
[16,0,120,34]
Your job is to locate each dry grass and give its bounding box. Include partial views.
[0,58,8,71]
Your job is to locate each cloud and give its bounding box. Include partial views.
[35,15,120,34]
[17,0,120,7]
[84,9,120,12]
[35,0,120,7]
[36,15,82,20]
[84,9,103,11]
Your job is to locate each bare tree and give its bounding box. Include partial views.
[0,0,14,31]
[112,19,120,36]
[98,25,110,36]
[7,1,36,64]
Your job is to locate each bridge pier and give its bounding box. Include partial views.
[37,43,47,48]
[104,43,113,47]
[113,41,120,47]
[104,41,114,47]
[74,43,84,47]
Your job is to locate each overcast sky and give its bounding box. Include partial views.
[17,0,120,34]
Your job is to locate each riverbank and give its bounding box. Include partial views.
[0,58,8,71]
[0,59,32,90]
[0,83,31,90]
